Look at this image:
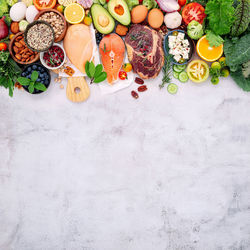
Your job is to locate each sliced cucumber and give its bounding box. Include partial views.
[173,64,183,73]
[178,71,189,83]
[167,83,178,94]
[176,64,187,71]
[173,71,179,79]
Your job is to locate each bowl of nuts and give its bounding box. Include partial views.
[34,9,67,43]
[9,32,39,65]
[24,20,55,53]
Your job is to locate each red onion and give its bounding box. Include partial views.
[0,16,9,40]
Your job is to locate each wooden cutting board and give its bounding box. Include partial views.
[66,76,90,103]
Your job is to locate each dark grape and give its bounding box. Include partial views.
[95,32,103,46]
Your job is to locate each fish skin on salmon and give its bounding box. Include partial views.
[99,33,125,84]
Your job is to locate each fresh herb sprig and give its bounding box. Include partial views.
[0,51,21,97]
[159,55,172,89]
[85,61,107,84]
[17,71,47,94]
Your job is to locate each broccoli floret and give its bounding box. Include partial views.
[187,20,204,40]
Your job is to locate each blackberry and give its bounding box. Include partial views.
[95,32,103,45]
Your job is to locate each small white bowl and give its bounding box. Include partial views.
[40,43,66,70]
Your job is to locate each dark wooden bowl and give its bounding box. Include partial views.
[34,9,67,42]
[24,20,55,53]
[8,32,40,65]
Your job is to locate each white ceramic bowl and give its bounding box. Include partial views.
[40,43,66,70]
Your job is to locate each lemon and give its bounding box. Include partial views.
[64,3,85,24]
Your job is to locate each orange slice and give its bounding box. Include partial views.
[64,3,85,24]
[196,35,223,62]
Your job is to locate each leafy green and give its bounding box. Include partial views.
[230,68,250,91]
[85,60,107,84]
[224,33,250,91]
[206,30,224,47]
[205,0,235,35]
[6,0,17,6]
[188,0,207,6]
[0,0,8,16]
[224,33,250,71]
[17,71,47,94]
[0,51,21,97]
[231,0,250,37]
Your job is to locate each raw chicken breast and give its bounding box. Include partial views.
[63,24,93,73]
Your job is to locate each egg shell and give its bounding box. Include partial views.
[131,5,148,24]
[148,8,164,29]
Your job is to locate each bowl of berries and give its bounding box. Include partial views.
[40,43,66,70]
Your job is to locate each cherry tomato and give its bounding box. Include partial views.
[139,0,143,3]
[178,0,186,6]
[0,42,7,51]
[122,63,132,72]
[182,3,206,25]
[56,4,64,13]
[119,71,127,80]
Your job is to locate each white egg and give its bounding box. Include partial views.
[10,2,27,22]
[26,5,39,23]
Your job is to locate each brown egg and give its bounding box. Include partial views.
[148,8,164,29]
[131,5,148,24]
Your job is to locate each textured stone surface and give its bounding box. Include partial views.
[1,75,250,250]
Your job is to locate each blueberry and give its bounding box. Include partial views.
[28,74,31,79]
[40,69,45,73]
[45,75,49,79]
[21,72,26,77]
[37,78,41,82]
[32,65,37,70]
[40,73,44,78]
[45,80,49,85]
[27,67,31,72]
[38,66,42,71]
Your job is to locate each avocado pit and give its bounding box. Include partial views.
[98,14,110,27]
[114,4,124,15]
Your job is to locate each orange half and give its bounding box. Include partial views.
[196,35,223,62]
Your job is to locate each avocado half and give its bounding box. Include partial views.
[108,0,131,26]
[91,4,115,34]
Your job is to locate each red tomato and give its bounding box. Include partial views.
[119,71,127,80]
[139,0,143,3]
[182,3,206,25]
[178,0,186,6]
[0,42,7,51]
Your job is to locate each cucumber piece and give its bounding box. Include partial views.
[178,71,189,83]
[173,64,183,73]
[167,83,178,94]
[176,64,187,71]
[173,71,179,79]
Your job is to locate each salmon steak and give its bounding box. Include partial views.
[99,33,125,84]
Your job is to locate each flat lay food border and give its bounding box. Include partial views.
[0,0,249,102]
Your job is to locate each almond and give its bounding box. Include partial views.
[15,42,22,48]
[13,46,19,54]
[15,54,21,60]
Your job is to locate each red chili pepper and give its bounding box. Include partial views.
[119,71,127,80]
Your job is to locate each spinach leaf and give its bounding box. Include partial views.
[205,0,235,35]
[231,0,250,37]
